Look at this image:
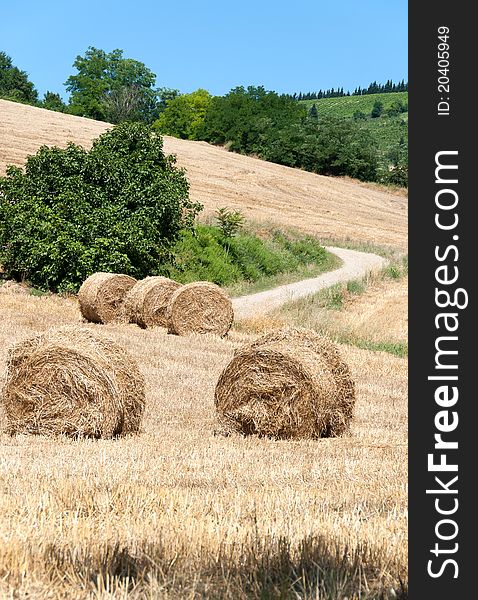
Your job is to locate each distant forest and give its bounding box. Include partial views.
[292,80,408,101]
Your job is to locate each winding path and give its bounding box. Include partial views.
[232,246,387,319]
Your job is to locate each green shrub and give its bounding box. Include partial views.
[226,234,286,278]
[272,231,328,264]
[161,226,241,285]
[0,122,202,292]
[161,225,332,289]
[215,207,245,238]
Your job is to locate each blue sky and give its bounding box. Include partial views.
[1,1,407,100]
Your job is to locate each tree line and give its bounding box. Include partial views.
[155,86,406,185]
[0,48,407,187]
[294,80,408,101]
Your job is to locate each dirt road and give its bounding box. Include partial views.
[232,246,387,319]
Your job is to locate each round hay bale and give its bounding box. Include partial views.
[1,326,145,438]
[78,272,137,324]
[166,282,234,337]
[215,327,355,439]
[123,276,181,328]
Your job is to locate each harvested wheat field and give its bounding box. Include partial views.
[0,99,407,249]
[329,277,408,346]
[0,289,407,599]
[0,97,407,598]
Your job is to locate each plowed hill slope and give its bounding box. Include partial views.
[0,99,407,248]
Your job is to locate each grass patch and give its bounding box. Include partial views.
[334,334,408,358]
[347,279,366,295]
[160,225,340,295]
[323,284,346,310]
[314,279,369,311]
[29,287,50,297]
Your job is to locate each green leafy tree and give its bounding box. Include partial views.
[386,139,408,187]
[153,89,212,139]
[153,95,192,139]
[387,99,408,117]
[353,110,367,121]
[371,99,384,118]
[65,47,158,122]
[0,123,202,292]
[201,86,306,153]
[40,91,66,112]
[0,51,38,103]
[198,85,379,182]
[156,87,180,113]
[260,118,378,181]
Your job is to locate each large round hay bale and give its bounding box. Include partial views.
[1,326,145,438]
[166,282,234,337]
[123,276,181,328]
[215,327,355,439]
[78,272,137,324]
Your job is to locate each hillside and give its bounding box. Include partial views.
[300,91,408,118]
[300,93,408,184]
[0,99,407,249]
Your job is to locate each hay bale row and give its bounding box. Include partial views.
[1,326,145,438]
[78,273,234,337]
[215,327,355,440]
[1,326,353,442]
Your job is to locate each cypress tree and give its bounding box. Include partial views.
[308,103,319,120]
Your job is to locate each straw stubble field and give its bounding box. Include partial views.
[0,98,408,598]
[272,275,409,351]
[0,291,407,599]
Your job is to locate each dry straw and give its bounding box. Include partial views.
[167,281,234,337]
[78,272,137,324]
[123,276,181,328]
[1,325,145,438]
[215,327,355,439]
